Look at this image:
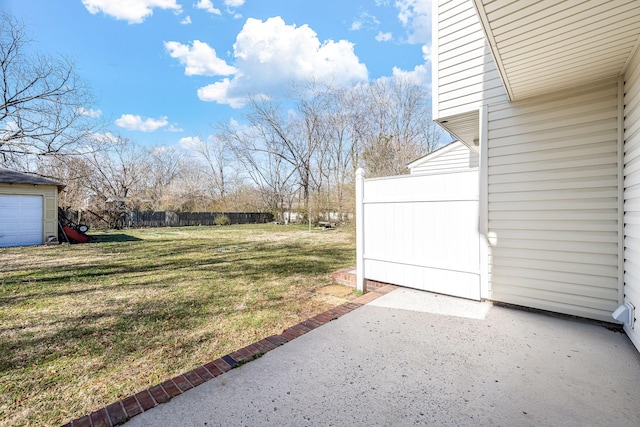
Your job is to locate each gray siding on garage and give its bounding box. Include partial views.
[487,78,621,322]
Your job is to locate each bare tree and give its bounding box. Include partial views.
[190,135,234,202]
[83,137,148,227]
[228,84,331,222]
[292,81,332,198]
[38,155,92,211]
[320,86,367,221]
[145,146,184,210]
[167,167,211,212]
[361,76,442,177]
[222,120,297,222]
[216,78,440,222]
[0,14,100,169]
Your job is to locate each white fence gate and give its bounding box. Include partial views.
[356,169,481,300]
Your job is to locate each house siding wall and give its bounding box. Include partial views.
[487,78,621,322]
[410,142,479,174]
[0,183,59,243]
[623,48,640,349]
[434,0,508,120]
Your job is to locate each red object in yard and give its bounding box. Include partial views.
[63,225,90,243]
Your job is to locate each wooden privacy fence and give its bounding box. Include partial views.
[127,211,274,227]
[61,210,273,229]
[355,168,482,300]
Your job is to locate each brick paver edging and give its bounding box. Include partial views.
[61,284,398,427]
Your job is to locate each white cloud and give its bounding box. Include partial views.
[197,16,368,107]
[350,11,380,32]
[395,0,431,44]
[375,31,392,42]
[115,114,169,132]
[228,118,241,129]
[165,40,237,76]
[178,136,202,150]
[82,0,182,24]
[91,131,119,144]
[167,123,184,132]
[180,15,192,24]
[197,79,249,108]
[222,0,244,18]
[1,120,18,135]
[421,44,432,63]
[195,0,221,15]
[77,108,103,118]
[391,45,431,86]
[392,64,427,85]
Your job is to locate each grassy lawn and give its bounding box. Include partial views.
[0,224,356,427]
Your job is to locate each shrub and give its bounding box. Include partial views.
[214,214,231,226]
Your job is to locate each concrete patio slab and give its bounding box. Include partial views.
[125,288,640,426]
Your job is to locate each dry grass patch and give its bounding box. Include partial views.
[0,224,356,427]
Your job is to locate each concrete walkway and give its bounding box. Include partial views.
[122,288,640,426]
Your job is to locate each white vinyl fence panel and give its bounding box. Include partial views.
[356,170,481,300]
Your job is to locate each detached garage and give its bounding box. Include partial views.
[0,168,64,247]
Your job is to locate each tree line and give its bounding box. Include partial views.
[1,14,445,226]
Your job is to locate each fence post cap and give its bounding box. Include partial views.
[356,168,365,178]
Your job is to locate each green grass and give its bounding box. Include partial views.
[0,224,356,427]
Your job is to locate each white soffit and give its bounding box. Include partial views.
[436,110,480,153]
[473,0,640,101]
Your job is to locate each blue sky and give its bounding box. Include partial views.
[2,0,432,148]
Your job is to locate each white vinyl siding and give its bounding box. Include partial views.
[434,0,508,119]
[488,79,621,322]
[410,141,479,174]
[623,48,640,350]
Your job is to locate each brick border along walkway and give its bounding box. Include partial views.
[63,285,398,427]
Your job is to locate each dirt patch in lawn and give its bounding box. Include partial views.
[314,285,359,306]
[318,284,356,297]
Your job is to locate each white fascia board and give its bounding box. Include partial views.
[471,0,514,101]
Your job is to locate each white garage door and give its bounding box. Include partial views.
[0,195,43,247]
